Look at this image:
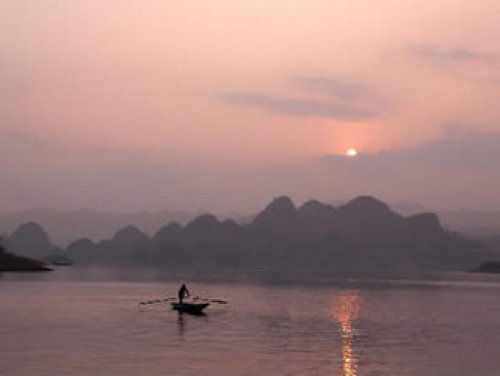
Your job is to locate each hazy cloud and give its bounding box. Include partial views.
[0,129,52,163]
[399,129,500,169]
[2,125,500,214]
[324,127,500,172]
[292,77,372,101]
[222,92,377,120]
[414,45,498,65]
[316,127,500,209]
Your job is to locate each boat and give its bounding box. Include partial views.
[171,302,209,314]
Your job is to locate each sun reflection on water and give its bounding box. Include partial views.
[333,291,361,376]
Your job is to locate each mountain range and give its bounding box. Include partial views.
[3,202,500,248]
[0,208,197,247]
[3,196,496,277]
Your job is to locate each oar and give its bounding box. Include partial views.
[210,299,228,304]
[193,296,228,304]
[138,297,176,308]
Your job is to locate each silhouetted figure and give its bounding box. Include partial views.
[178,283,190,304]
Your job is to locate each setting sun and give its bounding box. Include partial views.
[346,148,358,157]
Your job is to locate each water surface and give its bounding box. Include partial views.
[1,269,500,375]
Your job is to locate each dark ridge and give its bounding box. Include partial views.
[299,199,336,213]
[0,244,52,272]
[6,221,51,258]
[221,219,240,231]
[111,226,151,258]
[296,200,337,239]
[153,222,183,242]
[404,213,442,235]
[66,238,96,261]
[112,225,150,243]
[56,195,495,274]
[340,196,400,219]
[251,196,297,229]
[67,238,96,250]
[185,214,220,232]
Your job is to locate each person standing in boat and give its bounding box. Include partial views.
[178,283,190,304]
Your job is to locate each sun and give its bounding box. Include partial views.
[346,148,358,157]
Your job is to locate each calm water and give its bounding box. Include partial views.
[1,269,500,376]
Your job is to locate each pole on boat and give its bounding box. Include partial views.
[193,296,228,304]
[138,297,176,310]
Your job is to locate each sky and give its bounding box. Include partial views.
[1,0,500,214]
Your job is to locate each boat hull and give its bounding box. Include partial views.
[171,302,209,314]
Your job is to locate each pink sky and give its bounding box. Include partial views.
[1,0,500,213]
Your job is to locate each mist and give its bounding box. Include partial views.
[1,0,500,214]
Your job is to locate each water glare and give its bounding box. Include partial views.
[333,291,361,376]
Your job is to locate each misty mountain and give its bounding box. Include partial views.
[4,203,500,249]
[437,209,500,238]
[388,201,428,217]
[382,203,500,239]
[0,209,199,247]
[375,201,500,238]
[60,196,493,275]
[478,235,500,255]
[6,222,52,259]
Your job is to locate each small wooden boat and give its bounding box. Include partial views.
[171,302,209,314]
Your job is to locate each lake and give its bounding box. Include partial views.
[1,268,500,376]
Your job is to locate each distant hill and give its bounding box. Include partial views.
[6,222,52,258]
[437,209,500,238]
[0,209,198,247]
[478,235,500,254]
[5,204,500,248]
[61,196,493,276]
[388,203,500,238]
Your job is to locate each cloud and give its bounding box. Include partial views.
[324,126,500,172]
[414,45,498,65]
[292,77,372,101]
[316,126,500,209]
[0,129,52,163]
[221,92,377,120]
[400,127,500,169]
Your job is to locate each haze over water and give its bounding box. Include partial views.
[2,269,500,376]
